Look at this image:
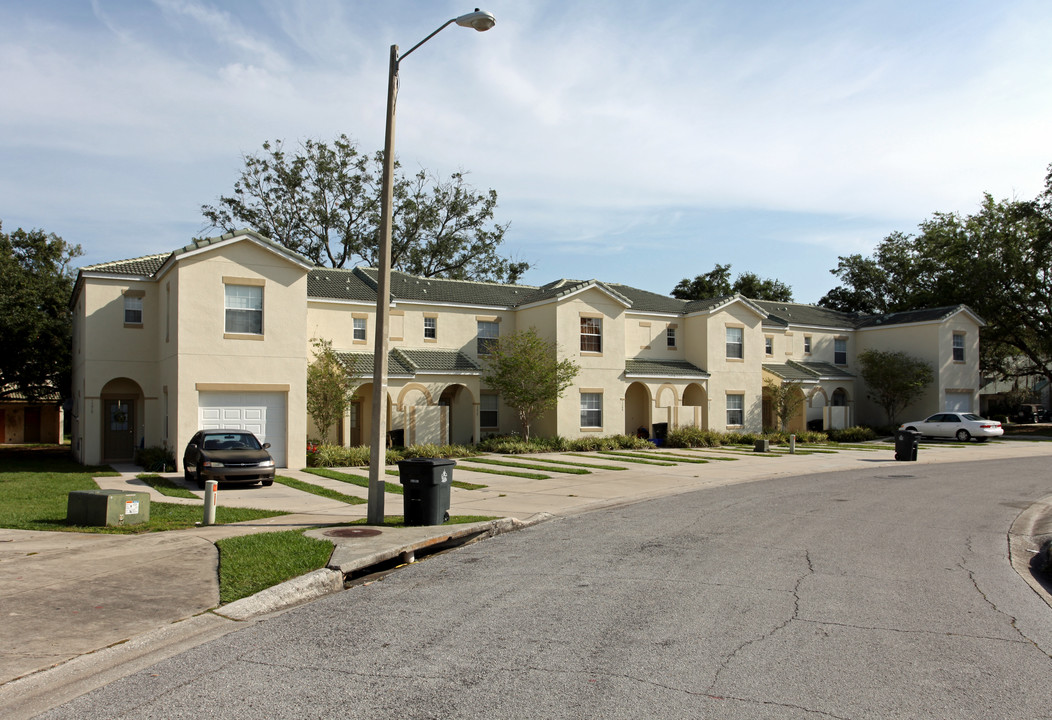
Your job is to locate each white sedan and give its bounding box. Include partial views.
[899,413,1004,442]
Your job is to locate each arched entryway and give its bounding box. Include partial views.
[439,384,476,445]
[624,382,652,437]
[682,383,707,429]
[100,378,144,462]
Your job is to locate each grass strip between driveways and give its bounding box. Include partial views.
[454,462,550,480]
[577,452,675,466]
[624,451,710,464]
[306,467,487,492]
[520,457,628,471]
[275,475,368,504]
[304,468,402,495]
[463,457,591,474]
[136,473,198,498]
[217,530,335,604]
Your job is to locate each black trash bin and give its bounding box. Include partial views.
[397,458,455,526]
[894,430,919,461]
[651,422,669,447]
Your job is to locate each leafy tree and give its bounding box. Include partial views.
[0,221,81,400]
[673,263,793,301]
[306,339,355,443]
[819,164,1052,388]
[763,378,808,432]
[857,349,934,425]
[732,272,794,302]
[201,134,529,283]
[481,329,580,442]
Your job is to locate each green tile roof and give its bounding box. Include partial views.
[765,360,854,382]
[335,349,480,378]
[624,359,709,378]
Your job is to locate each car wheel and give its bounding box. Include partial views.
[956,429,971,442]
[196,470,206,489]
[184,465,193,484]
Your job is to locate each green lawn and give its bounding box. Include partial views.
[0,446,285,533]
[217,530,335,603]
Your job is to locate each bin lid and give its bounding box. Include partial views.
[396,457,457,467]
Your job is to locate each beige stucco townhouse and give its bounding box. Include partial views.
[70,230,985,469]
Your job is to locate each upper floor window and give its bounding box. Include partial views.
[581,317,602,353]
[480,393,499,428]
[477,321,499,355]
[666,327,677,349]
[764,336,773,356]
[952,333,965,362]
[353,317,367,342]
[580,392,603,427]
[124,295,143,325]
[424,316,437,340]
[834,338,847,365]
[804,335,812,354]
[225,284,262,334]
[726,394,744,426]
[726,327,743,359]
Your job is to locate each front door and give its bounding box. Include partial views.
[349,401,361,446]
[103,399,135,461]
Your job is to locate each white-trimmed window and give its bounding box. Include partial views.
[803,335,812,354]
[666,327,677,349]
[726,394,744,426]
[726,327,743,359]
[225,284,263,334]
[952,333,965,362]
[424,316,437,340]
[480,393,499,428]
[124,295,143,325]
[477,321,499,355]
[580,393,603,427]
[353,317,367,342]
[834,338,847,365]
[764,336,773,356]
[581,317,602,353]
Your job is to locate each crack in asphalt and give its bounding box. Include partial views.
[706,548,814,697]
[230,657,854,719]
[959,554,1052,661]
[793,617,1028,645]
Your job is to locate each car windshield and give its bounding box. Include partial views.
[203,433,262,451]
[962,414,982,421]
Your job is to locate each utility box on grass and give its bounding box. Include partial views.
[396,458,454,526]
[67,489,151,527]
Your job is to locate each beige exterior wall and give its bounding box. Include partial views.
[74,241,984,462]
[855,312,982,424]
[73,237,309,468]
[703,303,766,432]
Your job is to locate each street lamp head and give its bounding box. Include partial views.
[455,9,496,31]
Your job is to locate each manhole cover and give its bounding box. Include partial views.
[325,528,382,538]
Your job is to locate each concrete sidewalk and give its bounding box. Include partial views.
[3,439,1052,719]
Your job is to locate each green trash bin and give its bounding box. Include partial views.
[397,458,454,526]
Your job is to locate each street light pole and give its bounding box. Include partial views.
[367,10,496,525]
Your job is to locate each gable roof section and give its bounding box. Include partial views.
[764,360,855,382]
[683,293,769,320]
[515,278,632,309]
[335,348,480,379]
[754,300,857,330]
[855,304,985,329]
[625,359,709,379]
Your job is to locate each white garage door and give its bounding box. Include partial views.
[199,391,287,467]
[945,391,973,413]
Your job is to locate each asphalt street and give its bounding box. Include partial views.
[33,454,1052,719]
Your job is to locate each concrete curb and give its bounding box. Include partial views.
[215,515,556,623]
[1007,493,1052,609]
[213,568,345,621]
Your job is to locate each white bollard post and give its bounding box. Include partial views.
[789,434,796,454]
[203,480,218,526]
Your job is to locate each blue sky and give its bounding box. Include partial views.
[2,1,1051,303]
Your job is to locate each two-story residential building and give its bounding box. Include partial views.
[70,230,984,469]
